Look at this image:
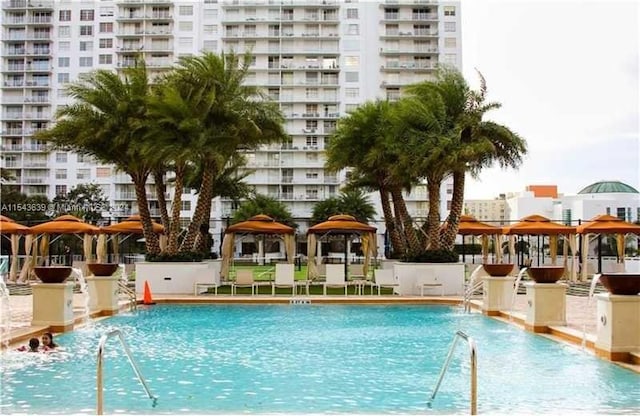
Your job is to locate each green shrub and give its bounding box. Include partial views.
[145,251,204,262]
[403,249,459,263]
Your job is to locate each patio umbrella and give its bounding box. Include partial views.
[307,215,377,279]
[220,215,295,279]
[576,214,640,280]
[29,215,100,265]
[100,214,165,234]
[503,214,577,280]
[0,215,29,281]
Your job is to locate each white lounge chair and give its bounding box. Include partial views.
[417,269,444,296]
[232,270,257,295]
[272,263,296,296]
[372,269,399,295]
[323,264,347,295]
[194,268,222,296]
[349,264,370,295]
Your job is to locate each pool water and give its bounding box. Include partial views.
[0,305,638,414]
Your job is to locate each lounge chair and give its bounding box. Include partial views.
[349,264,370,295]
[272,263,296,296]
[194,267,222,296]
[323,264,347,295]
[232,270,257,295]
[372,269,399,295]
[417,269,444,296]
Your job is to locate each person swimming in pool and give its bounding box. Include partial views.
[41,332,58,351]
[17,337,40,352]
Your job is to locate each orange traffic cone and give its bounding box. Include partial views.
[143,280,155,305]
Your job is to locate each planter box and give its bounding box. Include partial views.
[393,262,465,296]
[135,260,221,295]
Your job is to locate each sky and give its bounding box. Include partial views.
[459,0,639,199]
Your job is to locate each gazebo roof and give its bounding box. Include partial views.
[502,214,576,235]
[576,214,640,235]
[0,215,29,234]
[446,215,501,236]
[101,215,165,235]
[29,214,100,235]
[225,214,294,235]
[307,214,376,234]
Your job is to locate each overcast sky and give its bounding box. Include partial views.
[459,0,639,199]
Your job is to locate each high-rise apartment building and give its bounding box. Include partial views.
[1,0,461,245]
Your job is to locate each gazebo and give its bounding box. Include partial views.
[445,215,503,263]
[576,214,640,280]
[26,215,100,281]
[101,215,166,263]
[502,214,577,281]
[306,214,377,280]
[220,214,295,280]
[0,215,29,282]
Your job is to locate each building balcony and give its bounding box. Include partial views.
[380,47,438,55]
[22,177,47,184]
[23,160,47,167]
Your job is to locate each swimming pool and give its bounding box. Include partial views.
[1,305,638,414]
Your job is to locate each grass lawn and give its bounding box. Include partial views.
[205,264,394,295]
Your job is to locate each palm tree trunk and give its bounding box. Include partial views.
[153,169,170,231]
[390,186,421,255]
[426,177,442,250]
[441,169,465,250]
[194,196,213,254]
[379,187,406,256]
[131,171,160,255]
[166,164,186,254]
[180,160,216,252]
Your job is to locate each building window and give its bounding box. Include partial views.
[99,38,113,48]
[344,56,359,68]
[58,26,70,37]
[77,169,91,180]
[203,24,217,34]
[346,8,358,19]
[59,10,71,21]
[203,40,217,51]
[203,9,217,19]
[180,201,191,211]
[58,41,70,51]
[58,57,70,67]
[345,87,359,98]
[55,169,67,180]
[57,73,70,83]
[79,41,93,51]
[179,21,193,31]
[55,185,67,196]
[345,104,358,113]
[444,54,457,65]
[347,24,359,35]
[444,37,456,48]
[96,167,111,178]
[80,10,94,21]
[616,207,626,220]
[55,152,67,163]
[179,5,193,16]
[99,7,114,17]
[99,22,113,33]
[444,22,456,32]
[179,37,193,49]
[444,6,456,16]
[79,57,93,67]
[80,26,93,36]
[345,72,359,82]
[98,54,112,64]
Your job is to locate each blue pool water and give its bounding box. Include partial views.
[0,305,638,414]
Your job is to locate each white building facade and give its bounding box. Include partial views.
[1,0,462,252]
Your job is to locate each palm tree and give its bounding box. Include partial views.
[37,63,161,254]
[326,100,416,256]
[143,77,217,254]
[311,197,342,225]
[171,52,286,252]
[231,194,295,228]
[337,188,377,224]
[406,68,527,250]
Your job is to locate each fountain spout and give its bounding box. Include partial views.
[0,279,12,349]
[72,267,92,327]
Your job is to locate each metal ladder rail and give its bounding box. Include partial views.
[463,280,484,313]
[428,330,477,415]
[96,329,156,415]
[117,280,137,311]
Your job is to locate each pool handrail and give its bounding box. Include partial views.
[428,330,477,415]
[96,329,156,415]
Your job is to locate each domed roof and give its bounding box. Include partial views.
[578,181,638,194]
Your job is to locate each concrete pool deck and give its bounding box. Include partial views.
[3,292,639,373]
